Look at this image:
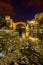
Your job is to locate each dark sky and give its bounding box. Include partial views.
[0,0,43,22]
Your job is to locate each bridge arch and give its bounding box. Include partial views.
[15,22,26,29]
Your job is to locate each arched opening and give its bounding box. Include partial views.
[16,24,26,36]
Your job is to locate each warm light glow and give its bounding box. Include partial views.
[29,36,39,42]
[26,24,30,38]
[29,36,35,42]
[5,16,10,20]
[10,22,16,30]
[34,37,39,41]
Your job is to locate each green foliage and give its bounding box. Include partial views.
[0,30,43,65]
[37,32,43,41]
[35,13,43,41]
[0,16,5,27]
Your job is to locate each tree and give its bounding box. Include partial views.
[0,16,5,28]
[34,12,43,41]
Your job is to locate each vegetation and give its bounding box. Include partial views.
[0,16,5,28]
[34,12,43,41]
[0,30,43,65]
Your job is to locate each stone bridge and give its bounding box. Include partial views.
[10,22,26,30]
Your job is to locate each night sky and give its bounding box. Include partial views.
[0,0,43,22]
